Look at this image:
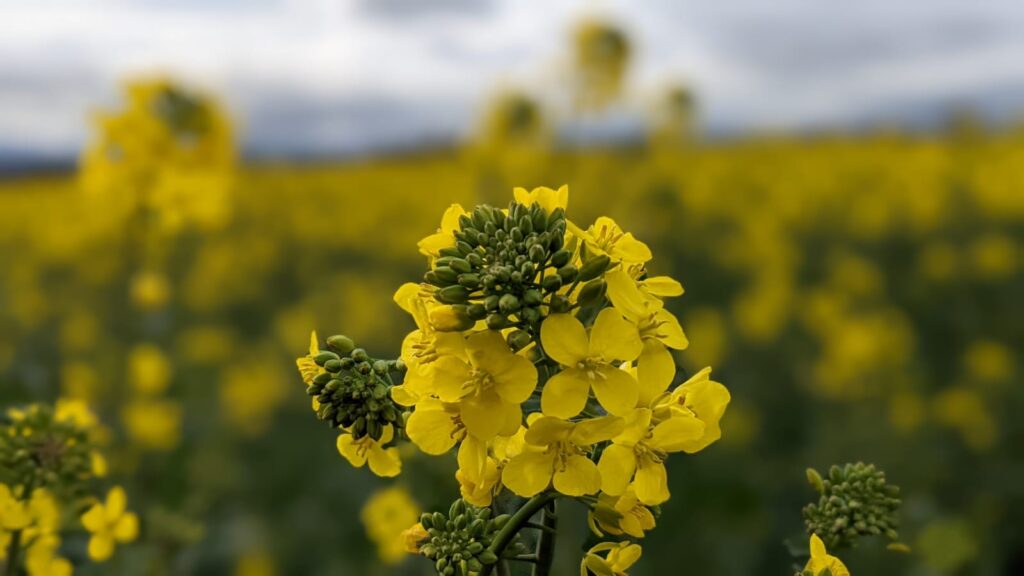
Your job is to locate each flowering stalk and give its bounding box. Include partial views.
[295,185,731,575]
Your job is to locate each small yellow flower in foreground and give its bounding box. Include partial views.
[580,541,642,576]
[569,216,652,265]
[513,184,569,212]
[361,486,421,564]
[651,367,731,453]
[431,331,536,440]
[587,488,656,538]
[598,408,704,505]
[503,414,623,497]
[805,533,850,576]
[81,486,139,562]
[337,425,402,477]
[540,309,643,418]
[25,533,72,576]
[418,203,467,260]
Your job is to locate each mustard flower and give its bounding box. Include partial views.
[503,414,623,497]
[651,367,731,454]
[805,533,851,576]
[418,203,467,260]
[431,331,536,440]
[336,425,401,478]
[81,486,139,562]
[580,541,642,576]
[540,309,643,418]
[513,184,569,212]
[569,217,652,266]
[587,488,656,539]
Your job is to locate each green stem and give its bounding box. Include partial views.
[532,500,558,576]
[481,493,556,576]
[4,530,22,576]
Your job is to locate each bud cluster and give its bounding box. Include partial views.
[305,334,405,441]
[804,462,901,549]
[0,404,97,497]
[417,499,520,576]
[425,201,611,350]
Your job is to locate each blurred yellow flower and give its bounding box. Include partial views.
[122,399,183,451]
[361,486,421,565]
[81,486,139,562]
[128,344,172,396]
[580,541,642,576]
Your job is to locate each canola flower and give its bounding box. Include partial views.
[294,185,730,575]
[0,401,137,574]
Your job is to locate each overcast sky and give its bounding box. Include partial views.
[2,0,1024,159]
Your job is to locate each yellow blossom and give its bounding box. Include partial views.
[402,522,429,554]
[513,184,569,213]
[430,331,535,441]
[587,488,656,538]
[81,486,139,562]
[361,486,421,565]
[805,533,850,576]
[650,367,731,453]
[295,331,324,410]
[503,414,623,497]
[580,541,642,576]
[569,216,652,265]
[418,204,467,260]
[540,309,643,418]
[336,426,402,477]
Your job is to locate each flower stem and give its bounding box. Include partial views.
[532,500,558,576]
[481,493,556,576]
[4,530,22,576]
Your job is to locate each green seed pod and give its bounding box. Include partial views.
[437,285,470,304]
[578,278,607,306]
[578,254,612,281]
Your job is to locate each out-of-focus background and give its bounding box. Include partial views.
[2,1,1022,575]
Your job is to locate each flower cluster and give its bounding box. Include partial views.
[1,401,138,574]
[295,185,730,575]
[804,462,902,550]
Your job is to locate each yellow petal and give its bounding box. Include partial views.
[431,355,472,402]
[393,282,420,317]
[649,415,705,453]
[389,384,420,407]
[541,368,591,419]
[439,203,466,233]
[553,454,602,496]
[525,416,574,445]
[570,415,625,446]
[614,543,643,570]
[336,434,367,467]
[460,389,506,440]
[114,512,139,542]
[590,308,643,362]
[88,534,115,562]
[606,268,657,319]
[407,407,459,455]
[633,459,669,505]
[540,314,589,366]
[611,232,652,264]
[613,408,652,445]
[591,365,639,416]
[367,446,402,478]
[653,309,688,350]
[457,435,489,482]
[598,443,637,496]
[81,504,106,533]
[105,487,127,522]
[502,451,555,497]
[491,353,538,405]
[642,276,683,297]
[636,340,675,407]
[500,401,524,436]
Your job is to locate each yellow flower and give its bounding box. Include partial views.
[0,484,31,532]
[418,204,467,260]
[81,486,139,562]
[569,217,652,265]
[361,486,421,565]
[405,397,466,455]
[805,533,850,576]
[402,522,429,554]
[651,367,731,453]
[54,398,99,430]
[513,184,569,212]
[580,541,642,576]
[597,408,704,505]
[605,269,689,404]
[25,533,72,576]
[121,399,183,451]
[455,428,525,506]
[503,414,623,497]
[431,331,536,440]
[587,488,656,538]
[540,309,643,418]
[128,344,172,395]
[295,331,324,411]
[336,426,402,477]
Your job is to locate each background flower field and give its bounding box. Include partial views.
[2,5,1023,575]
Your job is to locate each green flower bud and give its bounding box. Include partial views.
[437,285,470,304]
[523,289,543,306]
[325,335,355,355]
[313,351,340,366]
[578,278,607,306]
[541,274,562,292]
[549,294,572,313]
[507,330,532,351]
[498,294,521,313]
[351,349,369,362]
[550,249,572,268]
[434,266,459,284]
[458,273,481,289]
[486,314,509,330]
[466,303,487,320]
[324,358,343,372]
[578,254,612,281]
